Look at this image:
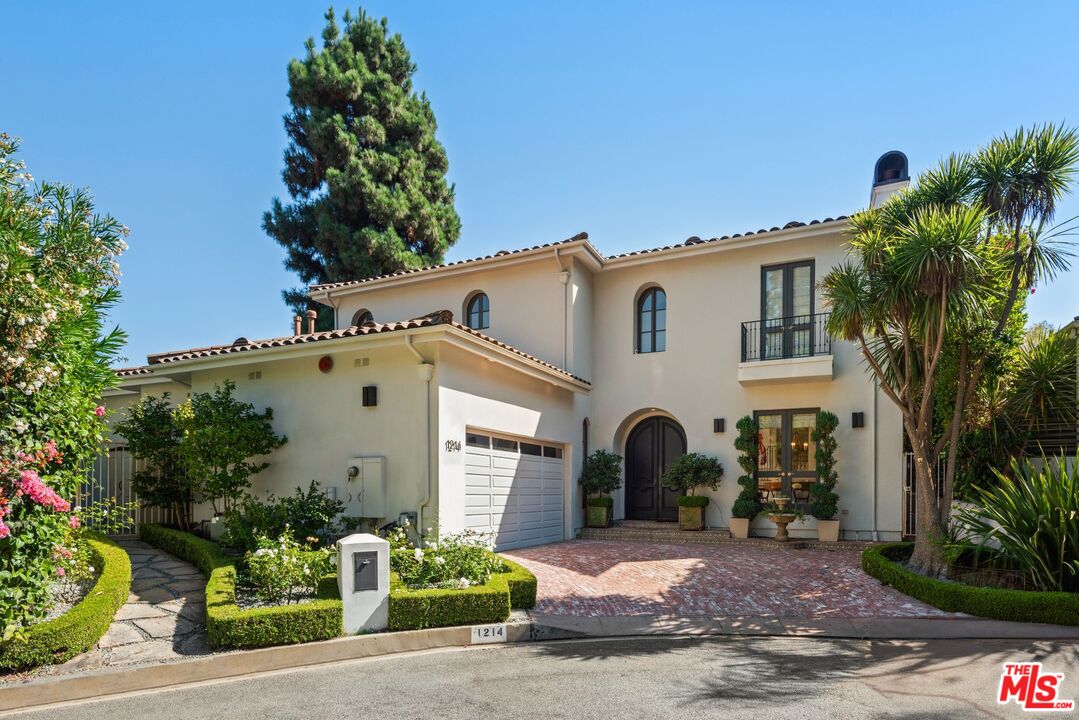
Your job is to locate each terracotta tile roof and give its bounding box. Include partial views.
[115,366,154,377]
[604,217,849,260]
[309,232,591,292]
[308,217,849,293]
[143,310,589,385]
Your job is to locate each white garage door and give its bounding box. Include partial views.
[464,430,564,551]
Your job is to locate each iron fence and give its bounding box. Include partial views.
[741,312,831,362]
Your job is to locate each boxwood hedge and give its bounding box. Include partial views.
[138,524,343,649]
[0,534,131,671]
[862,542,1079,626]
[139,524,538,641]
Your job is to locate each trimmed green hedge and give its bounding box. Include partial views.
[676,495,709,508]
[500,557,537,610]
[138,524,343,649]
[0,534,131,671]
[862,542,1079,626]
[586,497,614,508]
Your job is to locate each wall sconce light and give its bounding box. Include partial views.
[713,418,725,433]
[362,385,378,407]
[852,412,865,428]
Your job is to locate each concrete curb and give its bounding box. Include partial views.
[529,614,1079,641]
[0,620,532,714]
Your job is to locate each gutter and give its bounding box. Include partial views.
[872,376,879,542]
[553,248,570,370]
[405,334,435,540]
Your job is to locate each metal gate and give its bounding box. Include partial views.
[79,445,173,534]
[902,451,947,539]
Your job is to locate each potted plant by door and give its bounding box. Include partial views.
[661,453,723,531]
[579,449,623,528]
[810,410,840,542]
[730,416,762,539]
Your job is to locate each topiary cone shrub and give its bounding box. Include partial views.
[810,411,840,541]
[730,416,762,538]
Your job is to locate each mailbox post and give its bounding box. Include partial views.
[336,533,389,633]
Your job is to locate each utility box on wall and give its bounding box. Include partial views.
[345,456,386,519]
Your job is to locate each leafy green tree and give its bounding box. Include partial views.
[0,133,126,636]
[177,381,287,514]
[731,416,762,519]
[661,453,723,496]
[578,450,623,498]
[809,411,839,520]
[113,394,193,530]
[822,124,1079,575]
[264,6,461,323]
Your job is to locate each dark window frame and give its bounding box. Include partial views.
[352,309,374,326]
[466,292,490,330]
[753,407,820,509]
[759,260,815,360]
[635,286,667,354]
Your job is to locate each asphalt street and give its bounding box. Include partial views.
[9,635,1079,720]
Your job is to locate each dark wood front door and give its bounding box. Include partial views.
[625,417,686,521]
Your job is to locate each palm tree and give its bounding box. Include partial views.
[823,124,1079,576]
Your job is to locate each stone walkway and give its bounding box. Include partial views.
[57,539,210,673]
[503,540,962,620]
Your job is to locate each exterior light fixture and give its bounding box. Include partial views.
[713,418,725,433]
[362,385,378,407]
[852,412,865,428]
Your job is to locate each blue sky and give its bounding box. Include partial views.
[8,1,1079,364]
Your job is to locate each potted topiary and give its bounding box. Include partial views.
[579,449,623,528]
[661,453,723,531]
[730,416,762,539]
[810,410,841,541]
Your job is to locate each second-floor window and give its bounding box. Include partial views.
[466,292,490,330]
[636,286,666,353]
[761,260,814,359]
[352,309,374,326]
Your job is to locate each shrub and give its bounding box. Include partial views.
[952,454,1079,592]
[731,416,762,519]
[0,535,131,670]
[662,452,723,496]
[578,449,622,498]
[0,136,127,638]
[810,410,839,520]
[676,495,709,508]
[389,573,510,631]
[586,496,613,508]
[389,527,501,589]
[113,394,193,530]
[243,531,336,605]
[863,543,1079,626]
[139,524,342,649]
[223,481,344,551]
[176,380,287,514]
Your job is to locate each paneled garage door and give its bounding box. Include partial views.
[464,430,564,550]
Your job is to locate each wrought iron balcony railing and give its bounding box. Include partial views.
[740,312,831,363]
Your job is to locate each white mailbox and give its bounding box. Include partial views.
[345,456,386,519]
[337,533,389,633]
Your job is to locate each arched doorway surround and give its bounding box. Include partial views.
[624,415,686,521]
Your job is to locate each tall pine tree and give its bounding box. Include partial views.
[264,7,461,325]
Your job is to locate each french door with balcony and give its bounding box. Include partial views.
[755,409,818,506]
[761,260,814,360]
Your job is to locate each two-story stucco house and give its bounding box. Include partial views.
[103,153,914,549]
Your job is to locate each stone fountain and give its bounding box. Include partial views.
[767,496,798,543]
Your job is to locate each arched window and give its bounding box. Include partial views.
[351,309,374,326]
[636,287,666,353]
[874,151,909,185]
[466,292,490,330]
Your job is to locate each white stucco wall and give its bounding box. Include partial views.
[589,228,905,540]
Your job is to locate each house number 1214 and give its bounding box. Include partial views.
[444,439,462,453]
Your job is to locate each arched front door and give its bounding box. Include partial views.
[625,416,686,521]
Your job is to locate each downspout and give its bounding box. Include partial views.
[405,334,434,539]
[872,376,879,541]
[553,248,570,370]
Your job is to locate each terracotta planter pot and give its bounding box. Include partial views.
[816,519,840,542]
[729,517,750,539]
[586,504,612,528]
[678,505,705,531]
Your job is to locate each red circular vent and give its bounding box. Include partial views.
[318,356,333,373]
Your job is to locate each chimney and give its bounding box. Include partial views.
[305,309,318,334]
[870,151,910,209]
[294,315,302,336]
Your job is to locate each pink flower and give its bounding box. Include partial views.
[18,470,71,513]
[70,515,81,529]
[94,406,106,417]
[56,567,65,577]
[0,521,9,539]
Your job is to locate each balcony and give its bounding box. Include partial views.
[738,312,833,385]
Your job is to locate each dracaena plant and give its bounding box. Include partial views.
[822,124,1079,576]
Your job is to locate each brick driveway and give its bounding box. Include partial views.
[502,540,956,619]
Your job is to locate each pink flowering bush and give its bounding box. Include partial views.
[0,133,127,639]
